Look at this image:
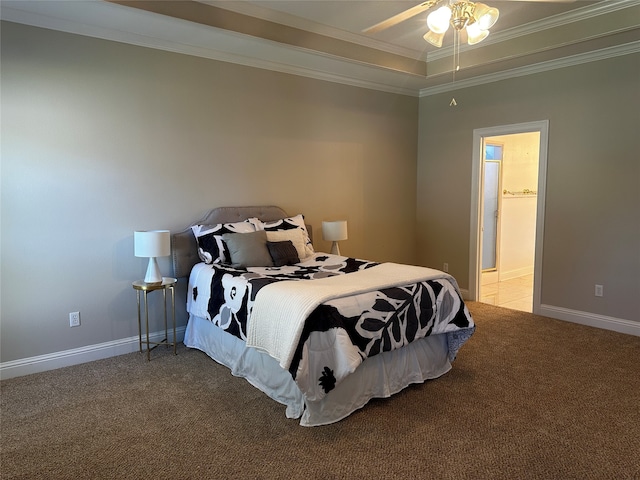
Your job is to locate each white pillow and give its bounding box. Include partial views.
[265,229,306,261]
[249,214,314,258]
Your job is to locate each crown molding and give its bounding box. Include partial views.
[419,40,640,97]
[0,2,424,96]
[198,0,424,60]
[109,0,426,76]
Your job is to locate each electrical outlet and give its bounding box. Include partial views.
[595,285,603,297]
[443,263,449,273]
[69,311,81,327]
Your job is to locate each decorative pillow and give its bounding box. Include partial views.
[222,230,273,268]
[191,221,255,264]
[249,214,314,258]
[265,229,306,261]
[267,240,300,267]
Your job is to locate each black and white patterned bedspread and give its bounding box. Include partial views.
[187,254,475,401]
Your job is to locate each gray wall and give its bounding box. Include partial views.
[0,22,418,364]
[3,20,638,370]
[417,53,640,322]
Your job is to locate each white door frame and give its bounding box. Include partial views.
[469,120,549,314]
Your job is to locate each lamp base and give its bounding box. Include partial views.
[144,257,163,285]
[330,242,341,256]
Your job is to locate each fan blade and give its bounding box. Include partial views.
[362,1,438,34]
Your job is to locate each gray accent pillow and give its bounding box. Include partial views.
[267,240,300,267]
[222,230,273,268]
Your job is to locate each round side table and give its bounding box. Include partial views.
[132,277,177,361]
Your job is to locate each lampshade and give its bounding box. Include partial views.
[473,3,499,30]
[423,30,445,48]
[322,221,348,242]
[134,230,170,284]
[466,22,489,45]
[427,6,451,34]
[322,220,348,256]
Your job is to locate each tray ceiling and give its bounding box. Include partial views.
[2,0,639,96]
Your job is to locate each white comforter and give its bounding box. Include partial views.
[246,262,452,371]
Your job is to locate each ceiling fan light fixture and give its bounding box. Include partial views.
[426,6,451,34]
[472,2,499,30]
[423,30,445,47]
[450,1,475,30]
[466,22,489,45]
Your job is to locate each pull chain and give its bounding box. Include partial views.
[451,29,459,107]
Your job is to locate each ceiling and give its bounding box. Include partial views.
[203,1,601,52]
[2,0,639,96]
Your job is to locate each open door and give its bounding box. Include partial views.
[469,121,549,315]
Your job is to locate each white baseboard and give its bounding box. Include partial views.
[459,289,638,337]
[538,304,639,336]
[0,327,186,380]
[3,303,636,380]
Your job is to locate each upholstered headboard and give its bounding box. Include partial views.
[171,206,312,278]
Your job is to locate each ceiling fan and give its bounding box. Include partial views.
[363,0,576,48]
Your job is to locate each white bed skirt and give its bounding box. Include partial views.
[184,314,452,426]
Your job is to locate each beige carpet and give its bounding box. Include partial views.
[2,302,639,479]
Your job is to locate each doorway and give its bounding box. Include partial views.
[469,121,549,315]
[482,134,538,311]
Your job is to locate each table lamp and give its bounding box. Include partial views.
[322,220,348,255]
[134,230,171,285]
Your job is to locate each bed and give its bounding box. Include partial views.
[172,206,475,426]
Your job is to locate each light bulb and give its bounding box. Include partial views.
[473,3,499,30]
[466,22,489,45]
[427,6,451,35]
